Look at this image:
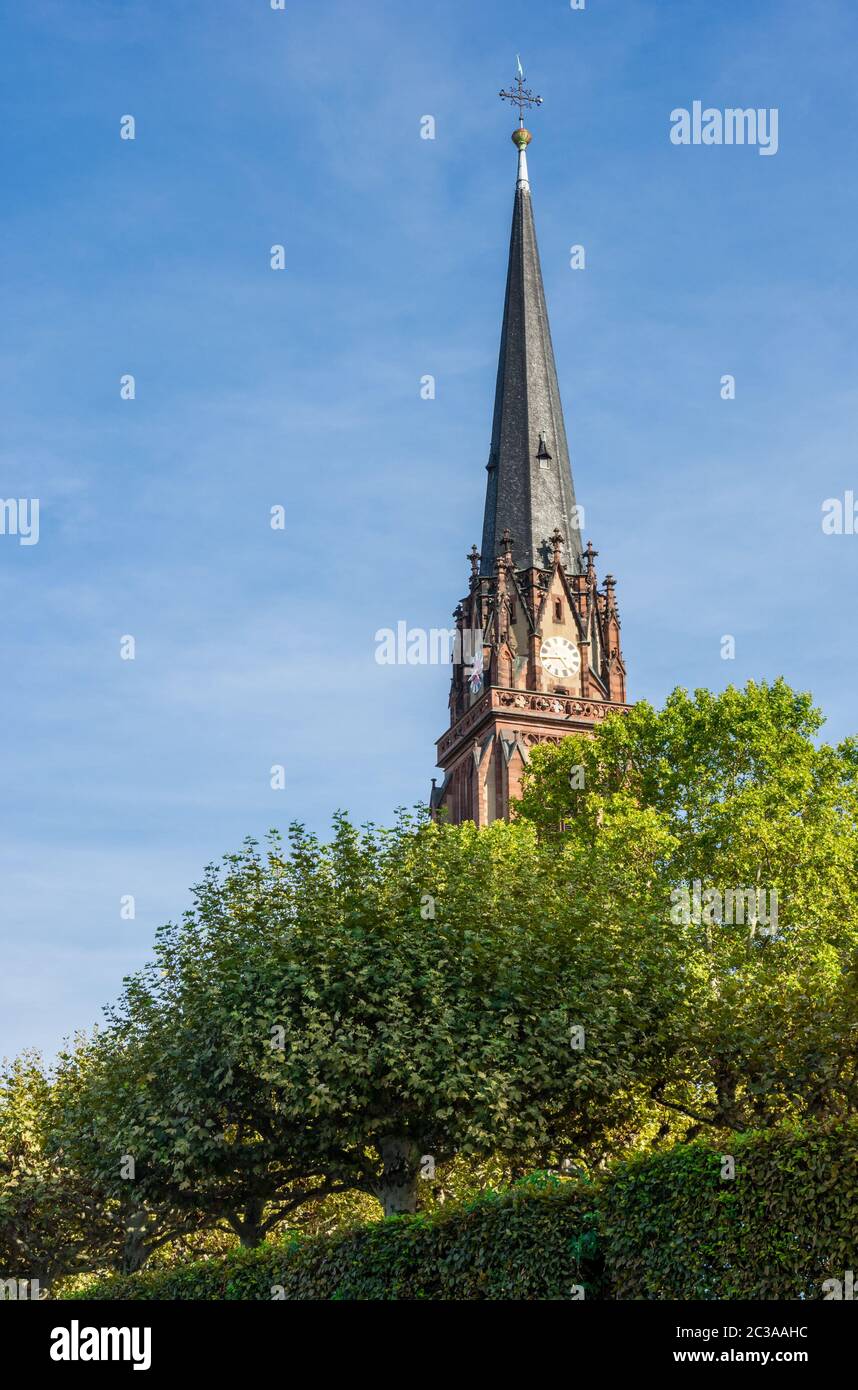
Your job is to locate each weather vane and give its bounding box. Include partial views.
[499,55,543,128]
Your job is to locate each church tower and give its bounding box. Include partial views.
[431,73,630,826]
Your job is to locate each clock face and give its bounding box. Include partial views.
[540,635,580,678]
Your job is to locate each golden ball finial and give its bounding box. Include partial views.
[512,128,532,149]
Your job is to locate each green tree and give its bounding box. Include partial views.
[60,812,675,1220]
[516,679,858,1133]
[52,1018,351,1255]
[51,1033,233,1270]
[0,1050,121,1293]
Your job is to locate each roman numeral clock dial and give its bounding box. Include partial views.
[539,635,580,679]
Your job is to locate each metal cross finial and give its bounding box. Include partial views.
[499,57,543,128]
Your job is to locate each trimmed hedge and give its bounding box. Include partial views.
[67,1181,602,1301]
[600,1122,857,1300]
[65,1124,856,1300]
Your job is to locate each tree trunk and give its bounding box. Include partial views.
[121,1212,151,1275]
[237,1198,266,1249]
[714,1062,745,1131]
[372,1136,420,1218]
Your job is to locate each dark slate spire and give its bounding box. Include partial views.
[480,129,583,576]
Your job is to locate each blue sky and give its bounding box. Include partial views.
[2,0,858,1059]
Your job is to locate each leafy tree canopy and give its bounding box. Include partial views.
[515,679,858,1132]
[55,812,676,1219]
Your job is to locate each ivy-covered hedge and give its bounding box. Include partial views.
[66,1181,602,1301]
[600,1122,857,1300]
[65,1124,855,1300]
